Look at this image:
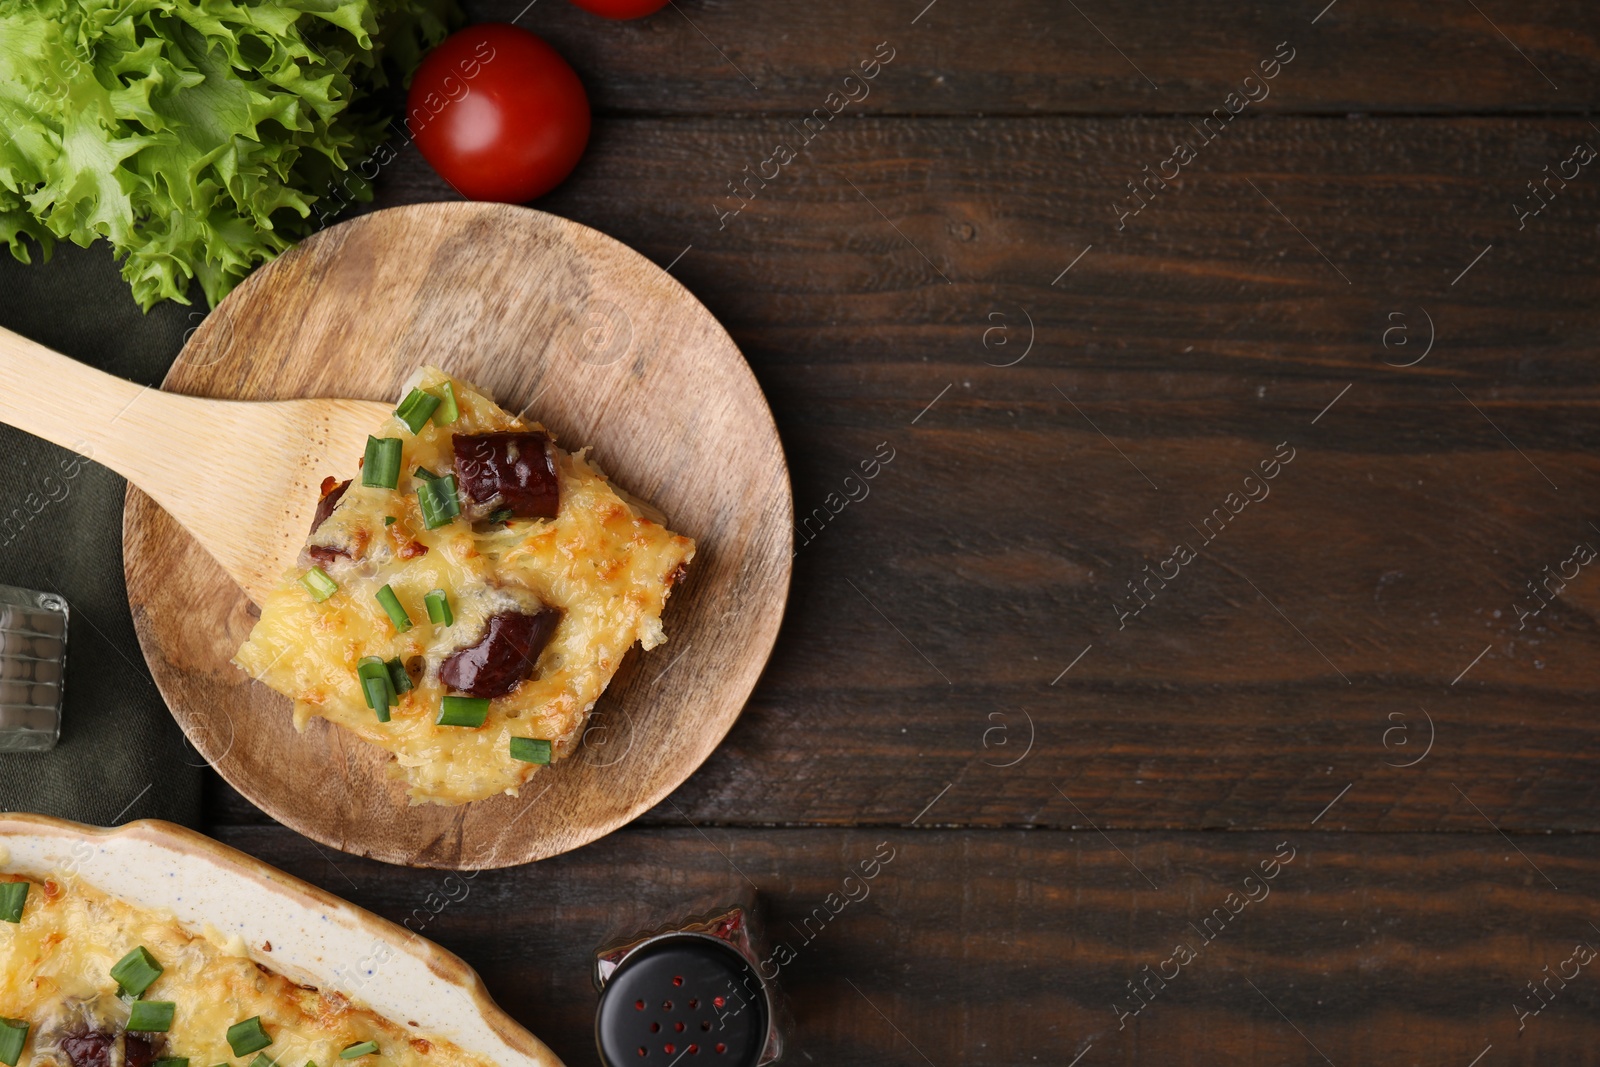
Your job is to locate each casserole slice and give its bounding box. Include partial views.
[234,368,694,805]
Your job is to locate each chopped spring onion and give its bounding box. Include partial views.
[433,382,460,426]
[339,1043,379,1060]
[385,657,414,696]
[249,1055,277,1067]
[0,1018,27,1067]
[417,473,461,530]
[384,515,397,526]
[0,882,26,923]
[509,737,552,765]
[226,1017,273,1057]
[394,388,441,434]
[357,657,395,722]
[437,695,490,728]
[414,466,439,482]
[299,566,338,602]
[127,1001,175,1032]
[375,584,412,632]
[361,436,402,490]
[424,589,453,626]
[151,1058,189,1067]
[487,508,514,525]
[110,946,164,996]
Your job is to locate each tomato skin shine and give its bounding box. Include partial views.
[407,24,591,203]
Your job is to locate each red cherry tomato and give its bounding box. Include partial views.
[564,0,668,18]
[407,24,590,203]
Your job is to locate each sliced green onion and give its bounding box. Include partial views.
[363,678,392,721]
[375,584,412,632]
[509,737,552,764]
[361,436,402,490]
[152,1058,189,1067]
[394,388,441,434]
[424,589,453,626]
[357,657,395,722]
[0,1018,27,1067]
[249,1055,277,1067]
[433,382,459,426]
[299,566,338,602]
[339,1043,379,1060]
[437,695,489,728]
[226,1017,273,1057]
[110,946,164,996]
[417,473,461,530]
[127,1001,175,1032]
[385,657,413,696]
[0,882,26,923]
[384,515,397,526]
[487,508,514,525]
[413,466,439,482]
[357,655,390,684]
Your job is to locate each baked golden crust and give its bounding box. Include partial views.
[0,872,490,1067]
[234,368,695,805]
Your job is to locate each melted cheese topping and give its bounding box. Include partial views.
[234,368,695,805]
[0,873,491,1067]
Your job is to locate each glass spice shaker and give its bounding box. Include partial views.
[0,584,67,753]
[592,901,784,1067]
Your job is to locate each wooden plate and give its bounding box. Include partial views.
[123,202,792,869]
[0,813,564,1064]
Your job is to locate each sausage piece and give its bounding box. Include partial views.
[438,608,562,699]
[310,477,350,534]
[304,479,358,572]
[60,1032,115,1067]
[307,478,353,565]
[452,432,559,521]
[124,1034,162,1067]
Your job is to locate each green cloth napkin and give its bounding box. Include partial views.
[0,242,203,827]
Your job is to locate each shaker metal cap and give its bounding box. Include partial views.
[595,933,769,1067]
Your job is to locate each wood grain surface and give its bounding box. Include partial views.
[316,115,1600,834]
[125,202,791,868]
[469,0,1600,116]
[217,821,1600,1067]
[174,0,1600,1063]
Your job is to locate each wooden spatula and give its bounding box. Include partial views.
[0,325,389,605]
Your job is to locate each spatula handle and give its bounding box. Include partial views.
[0,325,191,490]
[0,323,390,606]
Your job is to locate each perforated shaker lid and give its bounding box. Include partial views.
[595,933,769,1067]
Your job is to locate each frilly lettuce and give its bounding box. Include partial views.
[0,0,454,310]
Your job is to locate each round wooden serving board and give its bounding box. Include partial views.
[123,202,792,869]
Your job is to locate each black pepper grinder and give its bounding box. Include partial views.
[592,902,783,1066]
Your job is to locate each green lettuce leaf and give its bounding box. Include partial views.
[0,0,455,310]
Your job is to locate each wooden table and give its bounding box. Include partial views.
[206,2,1600,1063]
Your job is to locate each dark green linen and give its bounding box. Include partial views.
[0,242,203,826]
